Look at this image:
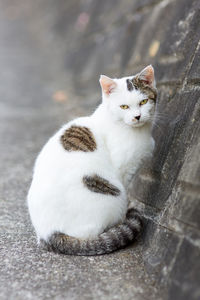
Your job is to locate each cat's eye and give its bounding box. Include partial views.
[120,105,129,110]
[140,99,148,106]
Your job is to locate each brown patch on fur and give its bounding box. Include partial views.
[126,79,134,91]
[61,126,97,152]
[83,174,120,196]
[132,77,157,101]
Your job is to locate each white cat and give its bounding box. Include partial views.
[27,65,157,255]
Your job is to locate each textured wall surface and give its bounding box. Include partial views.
[0,0,199,299]
[60,1,200,298]
[41,1,200,297]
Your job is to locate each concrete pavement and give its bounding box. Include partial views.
[0,2,161,299]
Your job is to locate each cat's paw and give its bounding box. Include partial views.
[126,208,140,218]
[126,208,143,224]
[125,208,143,234]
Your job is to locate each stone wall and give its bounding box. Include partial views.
[3,0,199,299]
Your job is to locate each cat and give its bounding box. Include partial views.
[27,65,157,256]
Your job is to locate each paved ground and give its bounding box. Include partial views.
[0,3,163,300]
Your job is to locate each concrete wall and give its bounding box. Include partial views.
[3,0,199,299]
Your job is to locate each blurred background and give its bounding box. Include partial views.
[0,0,199,299]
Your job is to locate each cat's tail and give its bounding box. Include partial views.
[40,208,142,256]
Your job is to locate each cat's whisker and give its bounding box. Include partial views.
[154,112,169,119]
[152,121,163,132]
[151,116,166,134]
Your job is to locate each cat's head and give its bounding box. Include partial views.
[99,65,157,128]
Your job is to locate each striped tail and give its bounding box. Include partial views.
[40,208,142,256]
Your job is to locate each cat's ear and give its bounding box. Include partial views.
[138,65,155,87]
[99,75,117,96]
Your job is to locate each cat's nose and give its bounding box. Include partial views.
[134,115,141,121]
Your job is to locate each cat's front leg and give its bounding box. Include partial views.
[120,164,138,190]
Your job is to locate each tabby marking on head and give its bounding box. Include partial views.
[126,79,134,92]
[83,174,120,196]
[61,126,97,152]
[132,77,157,101]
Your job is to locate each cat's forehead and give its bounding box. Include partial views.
[115,76,136,92]
[115,75,157,101]
[115,77,145,99]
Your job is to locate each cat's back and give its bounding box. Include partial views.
[27,115,126,240]
[31,115,111,186]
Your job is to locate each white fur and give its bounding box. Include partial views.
[27,73,156,242]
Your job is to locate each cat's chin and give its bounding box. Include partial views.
[129,121,146,128]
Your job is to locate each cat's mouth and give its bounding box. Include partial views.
[131,120,145,128]
[124,119,145,127]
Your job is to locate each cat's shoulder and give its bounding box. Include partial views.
[48,115,103,154]
[59,116,93,134]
